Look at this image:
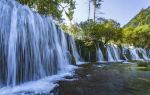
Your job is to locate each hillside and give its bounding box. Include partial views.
[125,7,150,27]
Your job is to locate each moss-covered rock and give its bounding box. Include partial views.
[75,39,97,62]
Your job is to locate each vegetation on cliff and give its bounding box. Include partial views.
[125,7,150,28]
[123,7,150,48]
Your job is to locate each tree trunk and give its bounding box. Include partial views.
[93,0,96,23]
[88,0,91,20]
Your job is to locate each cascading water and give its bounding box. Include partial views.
[0,0,76,94]
[122,46,150,61]
[106,45,123,62]
[122,47,129,61]
[105,45,150,62]
[147,49,150,58]
[129,47,143,60]
[96,45,104,62]
[69,36,84,65]
[111,45,122,61]
[138,48,150,61]
[106,46,115,62]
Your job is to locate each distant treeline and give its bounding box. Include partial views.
[61,7,150,48]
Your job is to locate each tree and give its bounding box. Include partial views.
[123,26,134,44]
[98,19,122,44]
[91,0,103,23]
[78,19,123,44]
[88,0,91,20]
[17,0,76,21]
[124,25,150,48]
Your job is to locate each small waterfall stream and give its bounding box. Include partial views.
[69,36,84,65]
[107,46,115,62]
[111,45,121,61]
[96,45,104,62]
[138,48,150,60]
[106,45,122,62]
[129,48,142,60]
[122,47,129,61]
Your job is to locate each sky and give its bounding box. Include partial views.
[73,0,150,26]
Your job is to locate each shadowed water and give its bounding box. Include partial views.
[56,63,150,95]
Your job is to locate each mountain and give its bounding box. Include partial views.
[124,6,150,27]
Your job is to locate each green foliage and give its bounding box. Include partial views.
[17,0,76,21]
[60,23,84,39]
[125,7,150,28]
[123,7,150,48]
[58,4,150,49]
[62,18,123,45]
[124,25,150,48]
[78,19,123,44]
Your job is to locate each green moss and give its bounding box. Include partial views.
[137,63,148,67]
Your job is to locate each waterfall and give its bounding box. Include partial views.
[96,45,104,62]
[138,48,150,60]
[147,49,150,58]
[111,45,122,61]
[7,2,18,86]
[120,46,150,61]
[106,46,115,62]
[69,36,84,65]
[106,45,124,62]
[0,0,76,93]
[96,44,150,62]
[128,47,150,61]
[122,47,129,61]
[129,47,142,60]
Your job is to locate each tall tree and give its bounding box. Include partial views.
[88,0,91,20]
[78,19,123,44]
[91,0,102,23]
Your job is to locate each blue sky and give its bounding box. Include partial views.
[73,0,150,26]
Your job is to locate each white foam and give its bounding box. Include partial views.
[0,65,77,95]
[76,62,88,65]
